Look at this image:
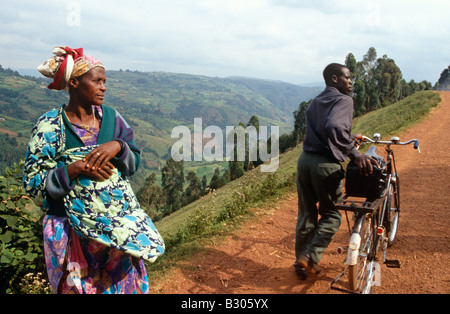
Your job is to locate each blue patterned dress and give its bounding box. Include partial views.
[23,105,164,294]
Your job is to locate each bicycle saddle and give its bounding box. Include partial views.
[364,146,385,167]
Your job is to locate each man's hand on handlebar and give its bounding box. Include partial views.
[354,134,364,149]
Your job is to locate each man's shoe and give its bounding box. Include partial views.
[296,254,324,277]
[293,262,308,280]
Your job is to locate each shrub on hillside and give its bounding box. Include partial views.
[0,162,50,294]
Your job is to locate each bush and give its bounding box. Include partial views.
[0,162,49,294]
[175,207,215,243]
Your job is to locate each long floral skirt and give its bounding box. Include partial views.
[43,215,150,294]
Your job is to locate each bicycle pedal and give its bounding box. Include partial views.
[385,259,401,268]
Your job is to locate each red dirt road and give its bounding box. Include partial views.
[150,92,450,294]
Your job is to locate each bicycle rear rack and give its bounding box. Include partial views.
[331,197,380,294]
[335,196,383,214]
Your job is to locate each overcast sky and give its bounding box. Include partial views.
[1,0,448,85]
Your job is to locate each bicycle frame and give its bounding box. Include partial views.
[331,133,420,294]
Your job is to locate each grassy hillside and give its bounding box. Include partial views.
[147,90,442,278]
[352,90,441,136]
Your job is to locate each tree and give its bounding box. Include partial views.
[434,65,450,91]
[161,157,184,214]
[246,115,263,170]
[247,115,260,131]
[279,132,298,153]
[345,53,357,74]
[375,55,402,107]
[362,47,378,78]
[361,47,379,112]
[227,123,245,181]
[278,99,311,153]
[293,100,310,142]
[209,168,221,190]
[228,157,244,181]
[209,167,229,190]
[182,171,202,206]
[353,80,366,115]
[201,175,208,195]
[136,172,164,220]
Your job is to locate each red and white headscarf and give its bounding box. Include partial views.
[38,46,105,91]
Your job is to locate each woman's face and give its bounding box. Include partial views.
[73,67,107,106]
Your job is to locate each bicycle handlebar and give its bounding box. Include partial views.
[357,133,421,153]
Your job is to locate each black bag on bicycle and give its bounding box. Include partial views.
[345,146,388,199]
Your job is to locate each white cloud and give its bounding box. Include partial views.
[0,0,448,84]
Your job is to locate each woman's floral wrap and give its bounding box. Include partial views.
[23,106,165,262]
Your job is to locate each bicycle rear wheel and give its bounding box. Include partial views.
[386,175,400,247]
[347,213,374,293]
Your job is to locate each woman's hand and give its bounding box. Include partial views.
[66,141,122,182]
[83,141,122,172]
[68,160,116,182]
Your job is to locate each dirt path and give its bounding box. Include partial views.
[0,128,18,137]
[150,91,450,294]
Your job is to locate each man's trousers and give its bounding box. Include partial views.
[295,151,345,264]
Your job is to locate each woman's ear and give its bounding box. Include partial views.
[68,77,79,90]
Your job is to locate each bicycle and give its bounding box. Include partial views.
[331,133,420,294]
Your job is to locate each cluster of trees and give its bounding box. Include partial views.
[136,159,228,221]
[136,159,207,221]
[345,47,432,116]
[279,100,309,153]
[0,65,20,77]
[280,47,435,152]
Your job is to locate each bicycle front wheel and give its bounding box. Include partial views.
[386,175,400,247]
[347,213,374,293]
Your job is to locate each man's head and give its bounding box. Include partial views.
[323,63,353,95]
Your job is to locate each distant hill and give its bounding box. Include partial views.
[104,70,321,129]
[0,66,322,183]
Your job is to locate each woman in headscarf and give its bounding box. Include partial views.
[23,46,165,294]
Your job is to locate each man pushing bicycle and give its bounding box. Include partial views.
[294,63,379,279]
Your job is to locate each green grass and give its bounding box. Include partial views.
[145,90,442,281]
[352,91,441,138]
